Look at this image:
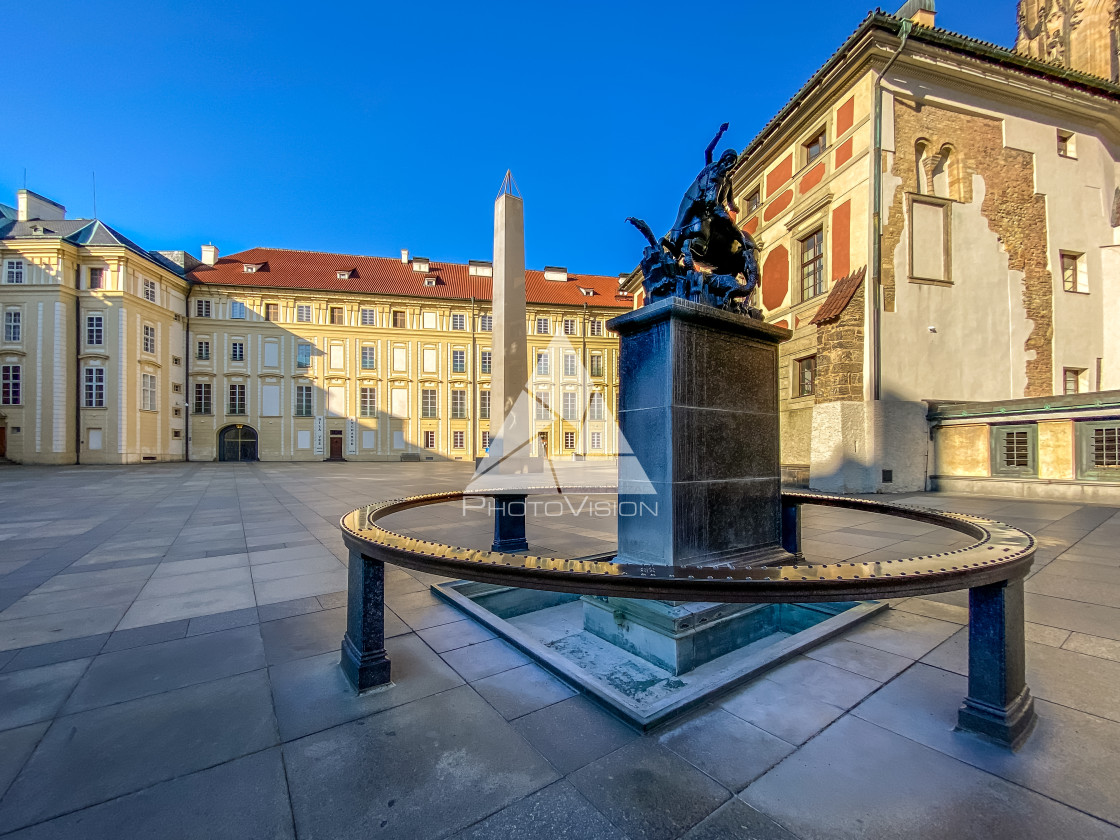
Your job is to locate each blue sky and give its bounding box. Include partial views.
[3,1,1018,276]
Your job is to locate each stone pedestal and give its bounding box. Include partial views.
[594,300,794,673]
[607,298,793,568]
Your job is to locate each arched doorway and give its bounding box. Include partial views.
[218,424,258,462]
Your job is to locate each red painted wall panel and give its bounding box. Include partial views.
[834,137,854,167]
[762,245,789,311]
[836,96,855,135]
[800,162,825,194]
[831,200,851,280]
[743,216,760,236]
[764,189,794,221]
[766,155,794,197]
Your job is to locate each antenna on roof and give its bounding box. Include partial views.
[497,170,522,200]
[92,171,97,219]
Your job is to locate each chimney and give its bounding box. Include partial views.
[201,244,219,266]
[401,249,409,264]
[543,266,568,282]
[895,0,935,26]
[17,189,66,222]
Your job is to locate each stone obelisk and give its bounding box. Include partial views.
[490,171,530,466]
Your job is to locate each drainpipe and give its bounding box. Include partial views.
[74,280,81,465]
[184,284,192,462]
[470,296,477,462]
[871,19,912,401]
[580,302,588,456]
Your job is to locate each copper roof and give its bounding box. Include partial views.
[809,266,865,325]
[189,247,632,308]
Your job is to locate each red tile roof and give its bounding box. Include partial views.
[189,248,632,309]
[808,266,865,325]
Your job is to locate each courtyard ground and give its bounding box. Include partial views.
[0,461,1118,839]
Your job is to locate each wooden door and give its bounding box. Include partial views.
[329,436,344,460]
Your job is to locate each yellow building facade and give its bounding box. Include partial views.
[0,191,190,465]
[186,248,628,463]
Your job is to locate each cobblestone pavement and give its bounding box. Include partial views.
[0,461,1118,839]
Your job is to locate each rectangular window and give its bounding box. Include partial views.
[172,382,182,393]
[1064,368,1084,395]
[535,390,551,420]
[329,306,344,325]
[536,317,550,335]
[564,353,577,377]
[482,431,491,450]
[452,349,466,373]
[423,430,436,449]
[360,308,376,326]
[172,356,181,366]
[361,346,376,370]
[360,387,376,417]
[197,340,210,360]
[591,431,603,450]
[392,310,407,328]
[86,313,104,346]
[563,318,577,336]
[1,365,20,405]
[746,188,762,214]
[142,325,156,354]
[295,385,313,416]
[141,373,156,411]
[992,424,1036,477]
[590,354,604,378]
[451,390,467,419]
[589,319,603,337]
[562,392,578,420]
[296,304,313,323]
[265,303,279,322]
[296,343,312,368]
[5,260,24,284]
[4,309,20,343]
[536,351,550,376]
[453,430,465,449]
[193,383,212,414]
[230,301,246,319]
[1079,421,1120,480]
[589,392,605,421]
[800,229,825,301]
[231,341,245,362]
[479,390,491,420]
[194,299,211,317]
[564,431,575,450]
[84,367,105,408]
[480,350,492,375]
[228,384,246,415]
[421,389,438,418]
[479,314,493,331]
[143,279,157,303]
[796,356,816,397]
[1061,251,1087,293]
[451,313,466,330]
[804,129,826,164]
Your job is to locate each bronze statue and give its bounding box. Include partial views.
[628,123,760,316]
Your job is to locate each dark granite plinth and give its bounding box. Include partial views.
[608,299,793,568]
[340,549,391,692]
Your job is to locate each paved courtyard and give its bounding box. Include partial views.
[0,461,1118,839]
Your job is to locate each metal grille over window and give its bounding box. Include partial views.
[1003,430,1030,468]
[1093,428,1120,468]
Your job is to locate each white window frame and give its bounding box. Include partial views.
[296,304,313,323]
[360,387,376,417]
[142,324,156,354]
[231,341,245,362]
[1,364,20,405]
[143,279,157,303]
[535,317,550,335]
[360,308,376,326]
[5,260,24,284]
[194,299,211,318]
[86,313,104,346]
[84,367,105,408]
[230,300,247,319]
[451,313,466,331]
[141,373,157,411]
[3,309,21,343]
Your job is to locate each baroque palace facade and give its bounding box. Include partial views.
[0,191,629,464]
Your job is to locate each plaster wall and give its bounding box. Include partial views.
[933,424,990,477]
[1037,419,1075,480]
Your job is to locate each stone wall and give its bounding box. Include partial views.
[882,99,1054,397]
[813,280,865,403]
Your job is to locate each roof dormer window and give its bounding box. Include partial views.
[578,286,594,296]
[411,257,430,272]
[423,277,438,287]
[337,269,354,280]
[544,266,568,282]
[243,264,259,273]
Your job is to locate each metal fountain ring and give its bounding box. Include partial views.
[340,487,1036,602]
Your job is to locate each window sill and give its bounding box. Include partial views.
[1062,288,1090,295]
[909,276,953,288]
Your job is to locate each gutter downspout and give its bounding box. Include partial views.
[871,19,912,401]
[470,296,477,462]
[184,283,192,462]
[74,281,81,465]
[581,302,588,457]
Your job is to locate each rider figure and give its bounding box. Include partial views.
[662,123,740,271]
